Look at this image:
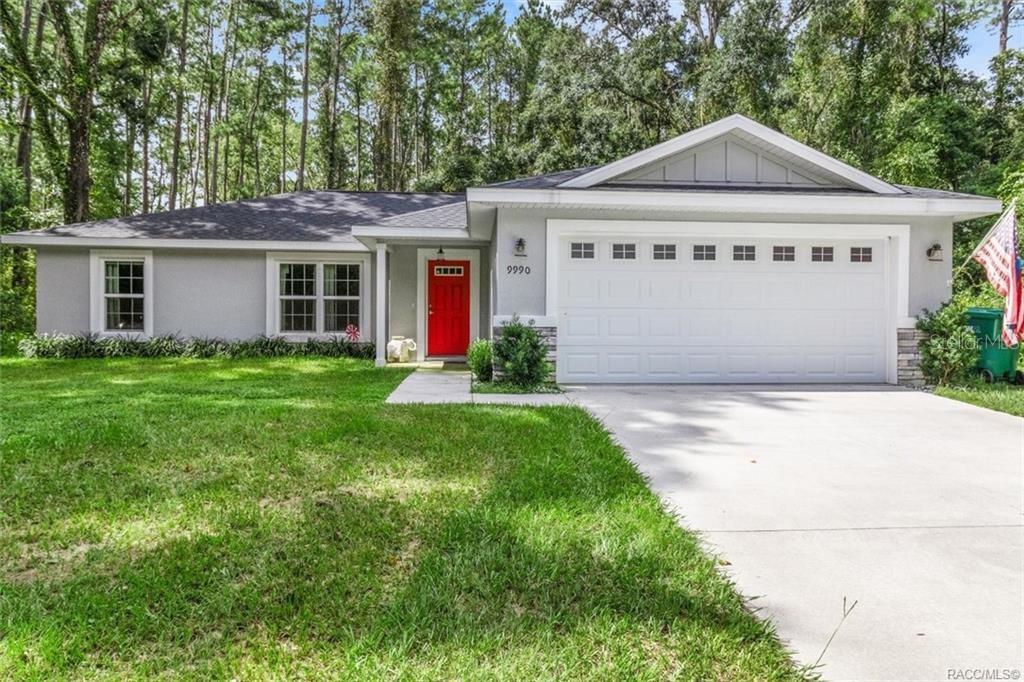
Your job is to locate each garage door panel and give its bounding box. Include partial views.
[557,236,888,383]
[606,313,641,339]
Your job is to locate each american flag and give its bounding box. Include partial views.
[972,201,1022,346]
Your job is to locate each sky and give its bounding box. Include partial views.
[498,0,1021,78]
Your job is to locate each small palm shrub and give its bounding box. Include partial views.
[466,338,493,382]
[492,316,549,387]
[18,333,374,360]
[917,297,980,385]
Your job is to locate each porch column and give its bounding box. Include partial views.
[375,243,387,367]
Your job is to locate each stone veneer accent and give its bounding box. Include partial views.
[491,325,557,382]
[897,327,929,388]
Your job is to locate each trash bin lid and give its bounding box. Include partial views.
[966,307,1003,319]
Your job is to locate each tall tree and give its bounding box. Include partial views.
[168,0,191,210]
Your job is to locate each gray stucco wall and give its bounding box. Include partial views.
[493,207,954,319]
[33,247,384,340]
[36,247,91,334]
[153,249,266,338]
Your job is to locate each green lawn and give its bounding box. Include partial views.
[0,357,798,680]
[934,382,1024,417]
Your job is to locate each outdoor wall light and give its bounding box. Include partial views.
[514,237,527,256]
[926,243,943,261]
[436,246,445,260]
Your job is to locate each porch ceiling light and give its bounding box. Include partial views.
[926,243,943,261]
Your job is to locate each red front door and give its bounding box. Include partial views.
[427,260,471,356]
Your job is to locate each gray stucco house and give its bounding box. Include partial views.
[4,115,1002,385]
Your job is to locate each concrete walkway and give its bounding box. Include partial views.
[385,369,572,406]
[570,385,1024,681]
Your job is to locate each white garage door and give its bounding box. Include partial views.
[557,236,888,383]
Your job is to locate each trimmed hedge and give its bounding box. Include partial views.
[17,333,374,360]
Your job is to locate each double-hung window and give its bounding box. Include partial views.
[324,264,360,332]
[270,255,367,338]
[90,250,153,336]
[279,264,317,332]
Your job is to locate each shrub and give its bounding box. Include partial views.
[492,316,549,387]
[466,338,493,382]
[17,333,374,361]
[917,297,980,385]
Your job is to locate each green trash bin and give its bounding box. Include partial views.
[965,307,1023,383]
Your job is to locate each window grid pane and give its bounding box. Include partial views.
[570,242,594,259]
[773,246,795,262]
[105,297,145,331]
[325,299,360,332]
[280,298,316,332]
[851,247,873,263]
[811,246,834,262]
[324,263,360,297]
[611,243,636,260]
[104,261,144,295]
[693,245,716,261]
[733,245,756,261]
[280,263,316,296]
[653,244,676,260]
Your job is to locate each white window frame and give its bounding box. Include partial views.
[732,244,757,262]
[652,243,677,261]
[811,246,834,262]
[570,242,595,259]
[851,246,873,263]
[692,243,717,262]
[611,242,637,260]
[265,252,370,340]
[772,245,796,262]
[90,250,154,338]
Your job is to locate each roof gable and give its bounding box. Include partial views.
[558,114,902,195]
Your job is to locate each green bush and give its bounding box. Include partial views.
[466,338,493,382]
[917,297,980,385]
[492,316,549,387]
[17,333,374,361]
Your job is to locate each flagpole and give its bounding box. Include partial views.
[953,198,1017,278]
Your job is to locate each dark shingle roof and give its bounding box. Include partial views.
[371,201,467,229]
[20,191,464,243]
[484,167,597,189]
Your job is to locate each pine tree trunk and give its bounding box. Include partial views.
[280,29,289,193]
[297,0,312,190]
[211,0,236,204]
[141,73,151,214]
[169,0,191,210]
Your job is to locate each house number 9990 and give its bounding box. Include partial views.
[507,265,531,275]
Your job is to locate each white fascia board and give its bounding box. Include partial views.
[350,226,473,240]
[0,235,370,251]
[466,187,1002,220]
[558,114,902,194]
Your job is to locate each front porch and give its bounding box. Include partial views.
[364,240,492,367]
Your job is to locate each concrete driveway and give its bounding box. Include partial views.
[570,385,1023,681]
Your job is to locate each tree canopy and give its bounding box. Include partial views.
[1,0,1022,329]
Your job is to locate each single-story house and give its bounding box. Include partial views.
[4,114,1002,385]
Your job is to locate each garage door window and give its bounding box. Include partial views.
[733,245,756,262]
[570,242,595,259]
[612,243,637,260]
[693,244,716,261]
[811,246,834,262]
[851,247,873,263]
[652,244,676,260]
[772,246,795,262]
